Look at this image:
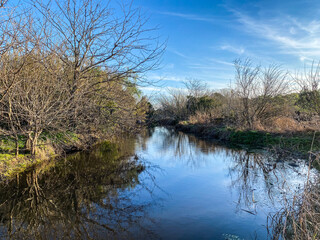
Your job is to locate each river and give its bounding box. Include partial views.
[0,127,316,239]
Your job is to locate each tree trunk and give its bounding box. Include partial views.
[30,132,41,156]
[15,136,19,157]
[26,132,32,152]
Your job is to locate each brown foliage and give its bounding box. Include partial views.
[265,117,303,133]
[0,0,163,156]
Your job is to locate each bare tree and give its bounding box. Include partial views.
[0,0,8,8]
[157,88,188,122]
[27,0,165,130]
[234,59,288,128]
[32,0,164,91]
[0,0,163,156]
[294,61,320,115]
[183,78,208,98]
[0,2,31,103]
[0,49,75,155]
[0,6,42,155]
[234,59,260,128]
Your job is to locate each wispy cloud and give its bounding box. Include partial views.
[220,44,245,55]
[148,74,186,83]
[168,48,191,59]
[208,58,234,66]
[207,81,232,89]
[231,9,320,61]
[140,86,163,92]
[188,65,229,70]
[158,11,225,24]
[288,17,320,35]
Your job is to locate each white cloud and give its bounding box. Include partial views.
[148,74,186,82]
[140,86,163,92]
[300,56,307,62]
[289,17,320,35]
[188,65,229,70]
[158,11,219,24]
[220,44,245,55]
[207,81,232,89]
[232,9,320,61]
[168,48,192,60]
[208,58,234,66]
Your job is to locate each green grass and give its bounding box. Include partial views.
[178,123,320,155]
[0,131,81,179]
[225,128,319,153]
[0,153,34,179]
[40,131,80,144]
[229,130,267,146]
[0,136,26,153]
[0,132,81,154]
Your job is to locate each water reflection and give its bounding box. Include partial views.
[0,127,316,240]
[156,127,235,169]
[0,141,156,240]
[147,127,315,239]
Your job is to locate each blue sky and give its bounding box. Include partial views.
[133,0,320,95]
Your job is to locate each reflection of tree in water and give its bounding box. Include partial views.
[157,128,239,169]
[157,128,311,222]
[227,149,313,222]
[268,163,320,239]
[136,128,156,152]
[227,151,278,214]
[0,140,158,239]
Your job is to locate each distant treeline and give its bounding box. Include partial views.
[155,59,320,133]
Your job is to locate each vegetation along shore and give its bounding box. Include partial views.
[1,0,320,239]
[0,0,164,179]
[153,60,320,161]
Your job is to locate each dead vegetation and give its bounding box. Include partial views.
[156,60,320,134]
[268,150,320,240]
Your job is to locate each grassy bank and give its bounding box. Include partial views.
[175,122,320,157]
[0,128,144,180]
[0,132,84,180]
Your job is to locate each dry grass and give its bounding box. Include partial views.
[269,151,320,240]
[261,116,320,133]
[188,111,214,124]
[36,143,57,161]
[265,117,304,133]
[188,115,306,133]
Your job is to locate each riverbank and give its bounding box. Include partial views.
[2,127,300,239]
[2,122,318,179]
[0,132,112,180]
[175,122,320,159]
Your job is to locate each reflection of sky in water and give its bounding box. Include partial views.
[134,127,316,240]
[0,127,316,240]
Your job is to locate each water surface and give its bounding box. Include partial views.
[0,127,314,239]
